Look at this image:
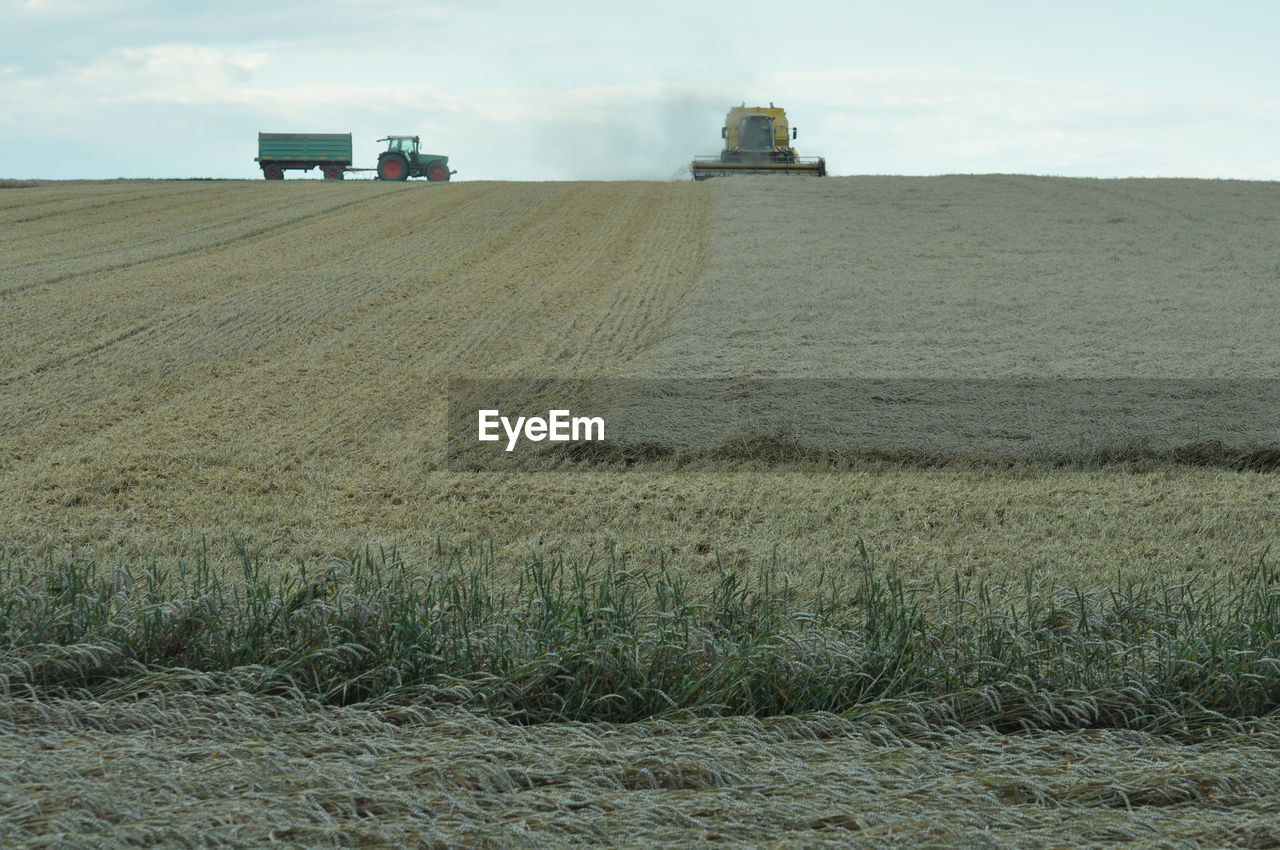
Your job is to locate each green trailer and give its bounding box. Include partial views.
[256,132,353,180]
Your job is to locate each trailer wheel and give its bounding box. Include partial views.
[426,162,450,182]
[323,165,345,180]
[378,154,409,181]
[263,165,284,180]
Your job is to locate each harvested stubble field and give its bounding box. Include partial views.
[2,175,1280,847]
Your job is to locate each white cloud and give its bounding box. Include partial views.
[11,0,139,15]
[71,46,271,105]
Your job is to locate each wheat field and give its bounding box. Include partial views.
[3,176,1280,847]
[2,178,1277,580]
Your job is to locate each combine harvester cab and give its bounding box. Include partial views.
[691,104,826,181]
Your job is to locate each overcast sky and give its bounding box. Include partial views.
[3,0,1278,180]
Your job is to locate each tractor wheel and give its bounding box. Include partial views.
[323,165,345,180]
[378,154,409,181]
[263,165,284,180]
[426,162,450,182]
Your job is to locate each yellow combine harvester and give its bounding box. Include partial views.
[691,103,826,180]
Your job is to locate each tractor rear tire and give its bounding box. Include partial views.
[378,154,409,181]
[323,165,345,180]
[263,165,284,180]
[426,162,450,182]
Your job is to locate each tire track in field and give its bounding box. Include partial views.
[0,183,508,428]
[289,181,709,477]
[0,182,712,547]
[568,182,712,370]
[3,187,323,272]
[147,182,652,446]
[0,184,415,298]
[0,320,159,388]
[0,186,409,381]
[406,181,707,374]
[0,182,578,454]
[174,179,626,397]
[4,185,256,238]
[0,181,494,381]
[0,183,201,223]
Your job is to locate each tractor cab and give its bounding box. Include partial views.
[380,135,421,159]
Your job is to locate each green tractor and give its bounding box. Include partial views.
[376,136,454,181]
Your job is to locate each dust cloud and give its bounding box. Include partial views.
[526,90,733,181]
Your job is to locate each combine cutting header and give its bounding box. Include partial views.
[691,104,826,180]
